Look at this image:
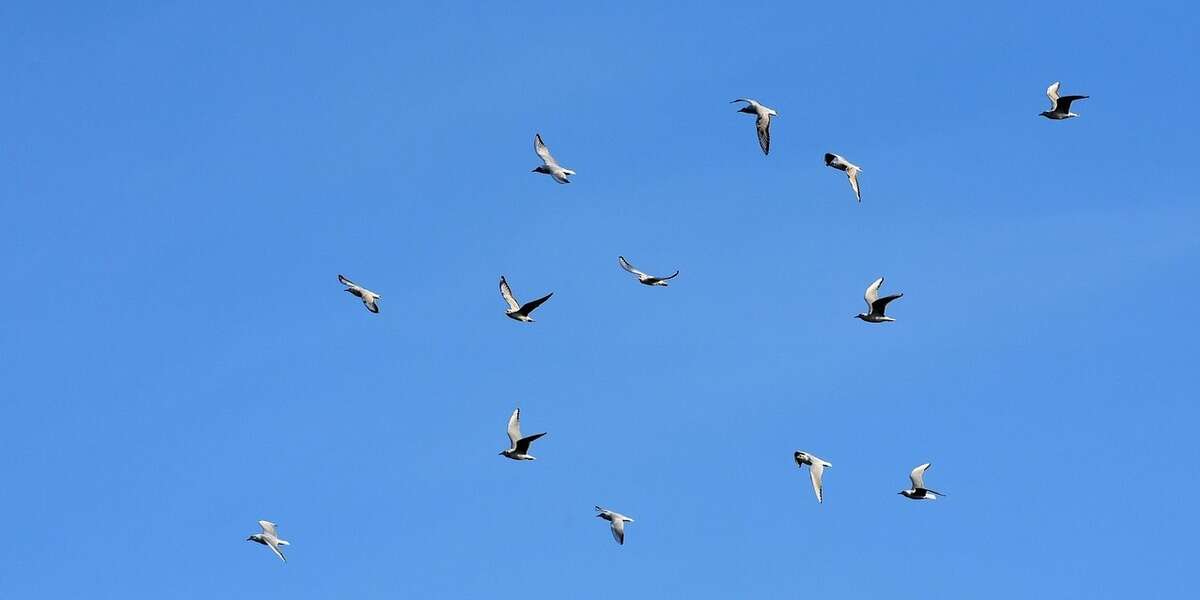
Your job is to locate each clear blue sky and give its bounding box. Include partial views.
[2,1,1198,598]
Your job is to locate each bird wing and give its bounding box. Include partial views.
[660,270,680,280]
[519,292,553,315]
[864,277,884,309]
[618,256,647,277]
[338,274,361,291]
[534,133,559,167]
[809,462,826,504]
[259,520,279,537]
[1046,81,1061,108]
[756,112,772,155]
[731,98,756,106]
[506,408,522,446]
[847,167,861,201]
[1058,95,1087,111]
[268,540,287,563]
[611,519,626,545]
[514,432,546,454]
[872,293,903,313]
[363,297,380,313]
[499,276,520,311]
[910,463,931,489]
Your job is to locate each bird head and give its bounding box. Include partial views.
[854,313,867,320]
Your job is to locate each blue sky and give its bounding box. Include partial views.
[2,1,1198,597]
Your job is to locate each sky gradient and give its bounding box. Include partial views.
[2,1,1198,598]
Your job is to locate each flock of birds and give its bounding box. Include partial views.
[244,80,1089,561]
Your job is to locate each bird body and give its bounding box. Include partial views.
[500,408,546,460]
[824,153,863,201]
[532,133,575,183]
[338,274,381,313]
[794,451,832,504]
[618,256,679,286]
[500,276,553,322]
[856,277,902,323]
[1040,81,1088,120]
[595,506,634,545]
[246,520,289,563]
[731,98,777,155]
[899,463,945,500]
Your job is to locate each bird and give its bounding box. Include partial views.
[338,274,381,313]
[531,133,576,184]
[731,98,777,155]
[899,463,945,500]
[499,276,553,322]
[855,277,903,323]
[793,451,832,504]
[1040,81,1088,120]
[824,153,863,201]
[499,408,546,460]
[246,520,290,563]
[595,506,634,545]
[618,256,679,287]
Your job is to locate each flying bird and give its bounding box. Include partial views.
[731,98,777,155]
[500,276,553,322]
[531,133,576,184]
[824,153,863,201]
[338,274,381,313]
[899,463,945,500]
[1040,81,1089,120]
[595,506,634,545]
[793,451,832,504]
[855,277,903,323]
[246,520,290,563]
[618,256,679,287]
[500,408,546,461]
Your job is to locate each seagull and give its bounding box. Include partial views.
[855,277,903,323]
[824,153,863,202]
[899,463,945,500]
[500,276,553,322]
[595,506,634,545]
[1040,81,1088,120]
[531,133,576,184]
[338,274,380,313]
[731,98,777,155]
[618,256,679,287]
[793,451,832,504]
[246,520,290,563]
[499,408,546,460]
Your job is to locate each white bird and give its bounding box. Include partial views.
[531,133,576,184]
[618,256,679,287]
[246,520,290,563]
[899,463,945,500]
[1040,81,1089,120]
[855,277,903,323]
[500,276,553,322]
[499,408,546,460]
[731,98,777,155]
[595,506,634,545]
[824,153,863,202]
[338,274,381,313]
[793,451,832,504]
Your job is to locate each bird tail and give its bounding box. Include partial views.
[276,539,290,546]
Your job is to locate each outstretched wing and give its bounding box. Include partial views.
[534,133,559,167]
[872,293,903,314]
[1046,81,1061,109]
[864,277,884,309]
[259,520,279,537]
[910,463,931,489]
[660,270,680,280]
[520,292,553,315]
[610,519,626,545]
[1058,95,1087,111]
[514,432,546,454]
[268,540,287,563]
[506,408,522,446]
[809,462,826,504]
[618,256,647,277]
[337,274,360,290]
[756,113,772,155]
[847,167,861,201]
[499,276,520,311]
